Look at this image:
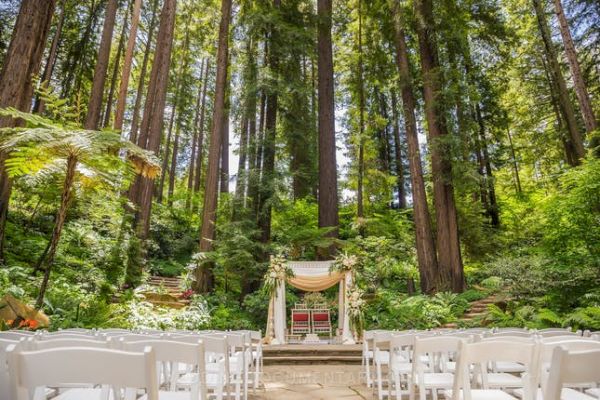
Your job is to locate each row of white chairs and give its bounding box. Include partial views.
[0,328,263,400]
[362,327,600,400]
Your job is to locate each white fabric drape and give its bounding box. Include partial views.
[273,280,286,344]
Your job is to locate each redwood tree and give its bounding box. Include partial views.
[317,0,339,256]
[84,0,118,130]
[414,0,464,292]
[0,0,56,260]
[194,0,232,293]
[125,0,177,285]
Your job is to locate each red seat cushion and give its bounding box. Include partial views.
[313,313,329,322]
[293,313,309,322]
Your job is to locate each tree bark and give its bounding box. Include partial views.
[505,120,522,194]
[553,0,597,133]
[85,0,118,130]
[103,4,129,128]
[220,93,230,194]
[533,0,585,162]
[157,103,176,203]
[356,0,365,230]
[317,0,339,256]
[234,115,249,207]
[390,91,407,209]
[475,103,500,227]
[130,0,160,144]
[34,0,66,114]
[195,0,232,293]
[35,155,77,309]
[414,0,464,292]
[128,0,177,239]
[0,0,56,262]
[193,59,211,195]
[392,3,439,294]
[258,0,281,244]
[186,59,205,209]
[114,0,143,131]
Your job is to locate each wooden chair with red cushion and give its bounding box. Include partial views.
[291,309,311,336]
[311,308,332,338]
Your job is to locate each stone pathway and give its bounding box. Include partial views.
[249,365,373,400]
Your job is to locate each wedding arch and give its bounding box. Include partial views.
[265,260,355,345]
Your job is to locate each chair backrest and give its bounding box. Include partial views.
[536,330,581,338]
[1,341,20,400]
[294,303,307,309]
[291,309,310,322]
[390,333,415,364]
[58,328,94,334]
[485,331,533,338]
[544,347,600,400]
[536,339,600,390]
[8,346,159,400]
[413,335,464,374]
[39,332,99,340]
[29,337,112,350]
[493,327,529,333]
[0,331,35,341]
[452,340,537,400]
[311,309,330,323]
[117,333,162,343]
[539,336,595,344]
[123,339,206,398]
[200,335,230,388]
[478,335,535,343]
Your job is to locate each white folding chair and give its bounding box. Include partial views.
[0,331,36,341]
[450,340,537,400]
[410,335,464,400]
[29,337,113,350]
[374,331,393,400]
[38,332,100,341]
[224,332,250,400]
[389,333,414,400]
[197,335,231,400]
[526,340,600,400]
[536,330,581,338]
[8,346,159,400]
[363,330,378,388]
[544,347,600,400]
[478,336,536,374]
[1,339,20,400]
[123,339,207,400]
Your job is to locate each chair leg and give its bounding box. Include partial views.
[365,356,372,388]
[377,363,384,400]
[419,384,426,400]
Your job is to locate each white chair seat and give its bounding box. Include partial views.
[422,372,454,387]
[486,372,523,387]
[443,389,519,400]
[586,388,600,399]
[514,387,595,400]
[495,361,526,373]
[53,388,115,400]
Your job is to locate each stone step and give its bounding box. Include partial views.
[263,344,362,365]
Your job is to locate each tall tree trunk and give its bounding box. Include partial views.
[390,91,407,209]
[167,124,181,204]
[34,0,66,114]
[234,115,249,208]
[475,103,499,227]
[186,60,205,209]
[0,0,56,262]
[220,94,230,194]
[130,0,160,144]
[194,0,232,293]
[158,103,176,203]
[85,0,118,130]
[533,0,585,162]
[125,0,177,287]
[414,0,464,292]
[193,59,211,195]
[392,3,439,294]
[356,0,365,230]
[35,155,77,309]
[103,4,129,128]
[553,0,597,133]
[114,0,143,131]
[505,119,522,194]
[258,0,280,244]
[61,1,100,99]
[317,0,339,257]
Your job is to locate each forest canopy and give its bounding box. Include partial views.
[0,0,598,331]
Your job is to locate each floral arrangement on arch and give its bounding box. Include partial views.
[263,254,294,296]
[346,286,365,336]
[330,252,359,273]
